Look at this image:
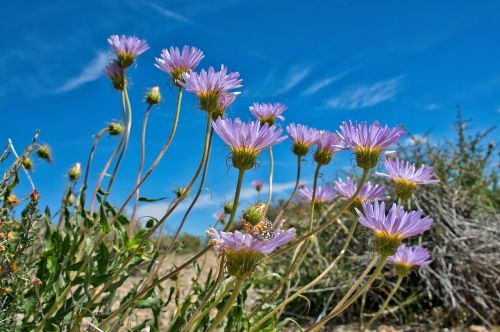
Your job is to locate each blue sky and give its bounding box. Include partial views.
[1,0,499,235]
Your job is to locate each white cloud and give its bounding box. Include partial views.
[273,65,312,96]
[425,103,441,111]
[301,71,349,96]
[325,76,403,109]
[149,3,193,23]
[134,181,298,221]
[55,51,109,93]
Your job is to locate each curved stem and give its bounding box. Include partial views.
[273,155,301,225]
[364,276,403,331]
[99,246,211,328]
[307,255,388,332]
[183,258,228,332]
[223,169,246,231]
[205,277,244,332]
[130,104,153,223]
[264,168,370,262]
[57,181,71,229]
[89,91,127,216]
[104,86,133,197]
[249,221,358,332]
[264,147,274,217]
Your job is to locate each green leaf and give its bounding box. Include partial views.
[99,206,110,234]
[97,242,110,275]
[138,196,167,202]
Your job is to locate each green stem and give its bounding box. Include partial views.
[205,277,244,332]
[308,164,322,232]
[57,181,71,229]
[130,104,153,223]
[264,147,274,217]
[307,255,389,332]
[264,168,370,262]
[223,169,246,231]
[365,276,403,330]
[249,221,358,332]
[272,155,301,224]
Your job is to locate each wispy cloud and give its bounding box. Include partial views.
[425,103,441,111]
[301,71,349,96]
[325,76,403,110]
[134,181,297,221]
[148,3,193,24]
[55,51,109,93]
[273,65,312,96]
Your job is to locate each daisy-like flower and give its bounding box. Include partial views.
[338,121,405,169]
[105,60,125,90]
[212,118,287,170]
[213,211,226,223]
[249,102,286,125]
[388,244,432,276]
[333,177,386,205]
[108,35,149,68]
[155,46,204,85]
[299,186,336,206]
[213,93,236,120]
[314,130,345,165]
[376,158,439,201]
[286,123,318,157]
[252,180,265,192]
[207,221,295,277]
[180,65,242,113]
[356,201,433,256]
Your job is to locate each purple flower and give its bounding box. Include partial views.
[212,118,287,170]
[333,177,386,203]
[286,123,319,156]
[213,93,237,119]
[314,131,345,165]
[213,211,226,222]
[249,102,286,125]
[252,180,265,192]
[105,60,125,90]
[207,221,295,255]
[180,65,242,112]
[356,201,433,256]
[377,158,439,185]
[299,186,336,204]
[108,35,149,68]
[155,46,204,84]
[388,244,432,267]
[338,121,405,169]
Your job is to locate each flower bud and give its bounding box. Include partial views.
[9,262,18,272]
[146,86,161,105]
[67,192,75,205]
[223,202,234,215]
[108,122,124,136]
[36,144,52,163]
[174,187,188,200]
[0,244,5,253]
[68,163,81,181]
[30,190,40,202]
[32,277,42,286]
[22,157,33,171]
[7,231,16,240]
[6,194,19,207]
[1,287,10,294]
[0,232,4,240]
[242,203,266,226]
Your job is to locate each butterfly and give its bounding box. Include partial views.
[243,218,274,240]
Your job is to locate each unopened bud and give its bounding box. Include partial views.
[242,203,266,226]
[68,163,81,181]
[108,122,123,136]
[223,202,234,215]
[32,277,42,286]
[174,187,188,200]
[30,190,40,202]
[22,157,33,171]
[36,145,53,163]
[0,244,5,253]
[1,287,11,294]
[6,194,19,207]
[146,86,161,105]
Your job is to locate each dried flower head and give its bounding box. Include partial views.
[376,158,439,201]
[212,118,286,170]
[108,35,149,68]
[356,201,433,256]
[249,102,286,125]
[155,46,204,85]
[180,65,242,113]
[338,121,404,169]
